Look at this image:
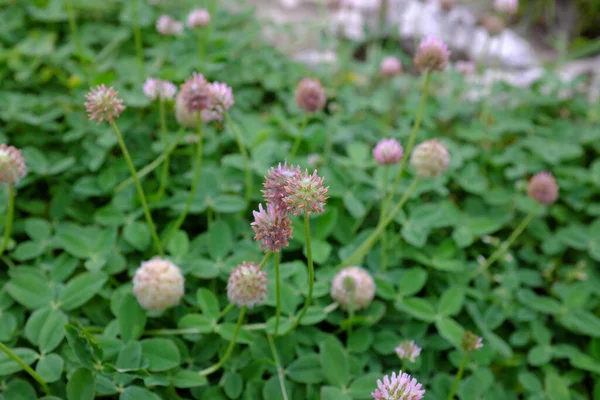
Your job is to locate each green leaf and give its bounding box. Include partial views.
[172,370,208,388]
[196,288,221,320]
[438,287,466,316]
[115,341,143,371]
[0,348,38,376]
[343,192,366,219]
[123,221,151,251]
[223,371,244,398]
[37,309,68,353]
[544,371,570,400]
[320,336,349,387]
[67,367,95,400]
[348,373,383,399]
[6,271,53,309]
[211,195,246,213]
[208,220,233,259]
[119,386,162,400]
[12,241,46,261]
[395,297,436,322]
[140,338,181,372]
[397,268,428,297]
[59,271,107,311]
[64,324,103,369]
[320,386,352,400]
[436,317,466,349]
[118,294,147,341]
[287,354,323,384]
[35,353,64,383]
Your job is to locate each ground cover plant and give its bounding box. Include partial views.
[1,0,600,399]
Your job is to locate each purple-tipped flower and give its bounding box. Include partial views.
[143,78,177,101]
[462,331,483,352]
[380,56,403,77]
[395,341,422,363]
[371,371,425,400]
[201,82,235,122]
[180,72,213,113]
[410,139,450,178]
[295,78,326,113]
[187,9,211,28]
[373,138,404,165]
[0,145,27,186]
[251,203,293,253]
[494,0,518,14]
[133,257,185,312]
[414,36,451,73]
[284,169,329,215]
[156,15,184,35]
[227,262,268,308]
[331,266,375,311]
[262,162,300,212]
[527,172,558,205]
[84,84,125,125]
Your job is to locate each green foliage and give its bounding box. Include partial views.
[0,0,599,399]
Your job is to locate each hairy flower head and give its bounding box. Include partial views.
[133,257,185,312]
[527,171,558,205]
[373,138,403,165]
[371,371,425,400]
[380,56,402,77]
[227,262,268,308]
[410,139,450,178]
[414,36,451,73]
[284,169,329,215]
[462,331,483,352]
[0,145,27,186]
[201,82,234,122]
[156,15,184,35]
[395,341,422,363]
[84,84,125,124]
[143,78,177,101]
[295,78,326,113]
[251,203,293,252]
[180,72,213,113]
[187,9,211,28]
[262,162,300,212]
[331,266,375,311]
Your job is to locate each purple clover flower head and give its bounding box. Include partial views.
[462,331,484,352]
[373,138,404,165]
[527,171,558,205]
[371,371,425,400]
[227,262,268,308]
[414,36,451,73]
[295,78,326,113]
[180,72,213,113]
[251,203,293,253]
[187,9,211,28]
[380,56,402,77]
[262,162,300,212]
[395,341,422,363]
[0,144,27,186]
[84,84,126,125]
[283,169,329,215]
[201,82,234,122]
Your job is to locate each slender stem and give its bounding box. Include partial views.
[0,186,15,257]
[132,0,145,77]
[0,342,51,395]
[257,251,272,270]
[347,295,355,336]
[282,214,314,335]
[382,72,430,214]
[64,0,84,62]
[199,306,246,376]
[162,119,204,247]
[197,30,206,69]
[274,252,281,336]
[218,303,235,321]
[266,333,289,400]
[115,127,186,193]
[288,115,308,161]
[155,99,170,201]
[110,122,164,256]
[380,167,389,271]
[225,113,253,204]
[470,206,539,280]
[341,177,420,268]
[446,352,471,400]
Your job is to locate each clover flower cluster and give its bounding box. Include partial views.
[175,73,234,127]
[295,78,326,113]
[133,257,185,312]
[0,144,27,186]
[156,9,211,35]
[414,36,450,73]
[395,340,422,363]
[330,266,376,311]
[227,261,268,308]
[84,84,126,125]
[143,78,177,101]
[372,371,425,400]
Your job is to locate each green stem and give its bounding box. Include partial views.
[197,30,206,69]
[257,251,272,270]
[347,295,354,336]
[199,306,246,376]
[64,0,84,62]
[340,177,420,268]
[162,119,204,247]
[132,0,145,77]
[380,167,389,271]
[0,186,15,257]
[446,352,471,400]
[225,113,253,204]
[282,214,314,335]
[0,342,51,395]
[288,115,308,161]
[266,333,289,400]
[218,303,235,321]
[155,99,170,201]
[110,122,164,256]
[382,72,430,215]
[470,206,539,280]
[115,127,186,193]
[274,252,281,336]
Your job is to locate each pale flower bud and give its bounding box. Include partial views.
[395,340,422,363]
[373,138,403,165]
[133,257,185,312]
[227,262,268,308]
[462,331,483,352]
[187,9,211,28]
[0,145,27,186]
[84,84,125,125]
[409,139,450,178]
[414,36,451,73]
[156,15,184,35]
[380,56,402,77]
[143,78,177,101]
[330,266,375,311]
[494,0,518,15]
[295,78,326,113]
[527,172,558,205]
